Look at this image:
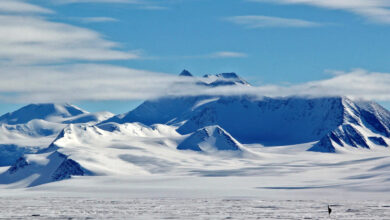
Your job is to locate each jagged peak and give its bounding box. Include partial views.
[202,72,250,87]
[203,72,240,79]
[216,72,240,79]
[179,69,193,77]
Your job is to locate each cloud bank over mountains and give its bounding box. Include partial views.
[0,1,390,104]
[1,65,390,103]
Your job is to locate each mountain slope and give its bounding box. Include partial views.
[63,111,114,124]
[104,88,390,151]
[0,120,264,186]
[38,123,183,176]
[0,151,86,187]
[0,103,87,125]
[110,95,346,145]
[0,104,113,166]
[100,70,252,126]
[101,96,212,126]
[308,99,390,152]
[202,72,250,87]
[177,125,243,153]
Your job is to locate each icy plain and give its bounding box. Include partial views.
[0,141,390,219]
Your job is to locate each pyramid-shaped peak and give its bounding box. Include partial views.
[179,69,193,77]
[177,125,242,152]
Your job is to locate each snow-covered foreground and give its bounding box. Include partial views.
[0,143,389,219]
[0,92,390,218]
[0,196,389,219]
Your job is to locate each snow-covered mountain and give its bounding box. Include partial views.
[101,70,390,152]
[308,99,390,152]
[202,72,250,87]
[179,69,193,77]
[62,111,114,124]
[1,121,262,186]
[177,125,243,152]
[1,71,390,187]
[0,103,86,125]
[0,104,113,166]
[0,151,85,187]
[101,70,250,125]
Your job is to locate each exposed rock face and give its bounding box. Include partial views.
[0,151,86,187]
[179,69,193,77]
[308,99,390,152]
[8,157,29,174]
[103,91,390,151]
[52,156,85,181]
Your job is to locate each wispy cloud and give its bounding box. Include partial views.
[209,51,248,58]
[0,64,187,102]
[151,51,249,60]
[225,15,321,28]
[0,2,138,64]
[1,1,389,104]
[54,0,168,10]
[0,0,53,14]
[55,0,142,4]
[188,69,390,102]
[76,17,119,23]
[1,65,390,103]
[250,0,390,24]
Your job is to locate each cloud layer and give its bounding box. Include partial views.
[76,17,119,23]
[54,0,168,10]
[0,1,138,64]
[251,0,390,24]
[0,65,390,103]
[225,15,321,28]
[0,0,53,14]
[0,1,390,105]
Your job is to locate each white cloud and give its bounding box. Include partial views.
[1,65,390,103]
[0,64,195,102]
[0,0,53,14]
[197,69,390,102]
[209,51,248,58]
[76,17,119,23]
[250,0,390,24]
[225,15,321,28]
[53,0,168,10]
[0,8,138,64]
[154,51,249,60]
[55,0,142,4]
[0,1,388,104]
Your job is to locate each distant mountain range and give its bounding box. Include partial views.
[0,70,389,187]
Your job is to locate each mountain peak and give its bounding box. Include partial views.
[216,72,240,79]
[177,125,243,152]
[0,103,87,125]
[179,69,193,77]
[203,72,250,87]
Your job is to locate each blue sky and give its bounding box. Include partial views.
[0,0,390,114]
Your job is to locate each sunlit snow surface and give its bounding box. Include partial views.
[0,197,389,219]
[1,144,390,219]
[1,98,390,219]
